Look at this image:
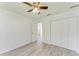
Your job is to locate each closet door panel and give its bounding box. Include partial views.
[67,17,77,50]
[51,20,68,48]
[51,17,77,51]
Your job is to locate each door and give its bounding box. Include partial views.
[51,19,68,48]
[37,23,42,42]
[51,17,77,51]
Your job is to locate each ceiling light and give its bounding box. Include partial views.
[32,9,36,13]
[32,7,40,14]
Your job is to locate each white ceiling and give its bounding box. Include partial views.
[0,2,79,20]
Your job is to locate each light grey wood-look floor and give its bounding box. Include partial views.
[0,41,79,56]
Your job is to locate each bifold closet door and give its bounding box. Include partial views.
[51,17,77,51]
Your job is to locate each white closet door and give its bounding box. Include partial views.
[67,17,77,50]
[51,17,77,51]
[51,19,68,48]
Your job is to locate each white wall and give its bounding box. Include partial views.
[31,20,38,42]
[39,8,79,52]
[0,8,35,54]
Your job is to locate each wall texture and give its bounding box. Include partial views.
[0,8,34,54]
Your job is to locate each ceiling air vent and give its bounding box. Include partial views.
[70,4,79,8]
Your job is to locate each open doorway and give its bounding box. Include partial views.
[37,22,43,43]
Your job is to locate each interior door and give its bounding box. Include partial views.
[51,19,68,48]
[67,17,77,50]
[51,17,77,51]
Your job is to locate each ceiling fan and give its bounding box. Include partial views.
[23,2,48,14]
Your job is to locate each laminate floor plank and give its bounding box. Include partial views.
[0,42,79,56]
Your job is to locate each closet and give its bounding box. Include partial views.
[51,16,78,51]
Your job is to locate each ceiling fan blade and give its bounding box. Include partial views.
[27,9,33,12]
[39,6,48,9]
[23,2,33,7]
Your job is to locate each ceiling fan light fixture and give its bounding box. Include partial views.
[32,9,36,13]
[36,10,40,14]
[23,2,48,14]
[32,7,40,14]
